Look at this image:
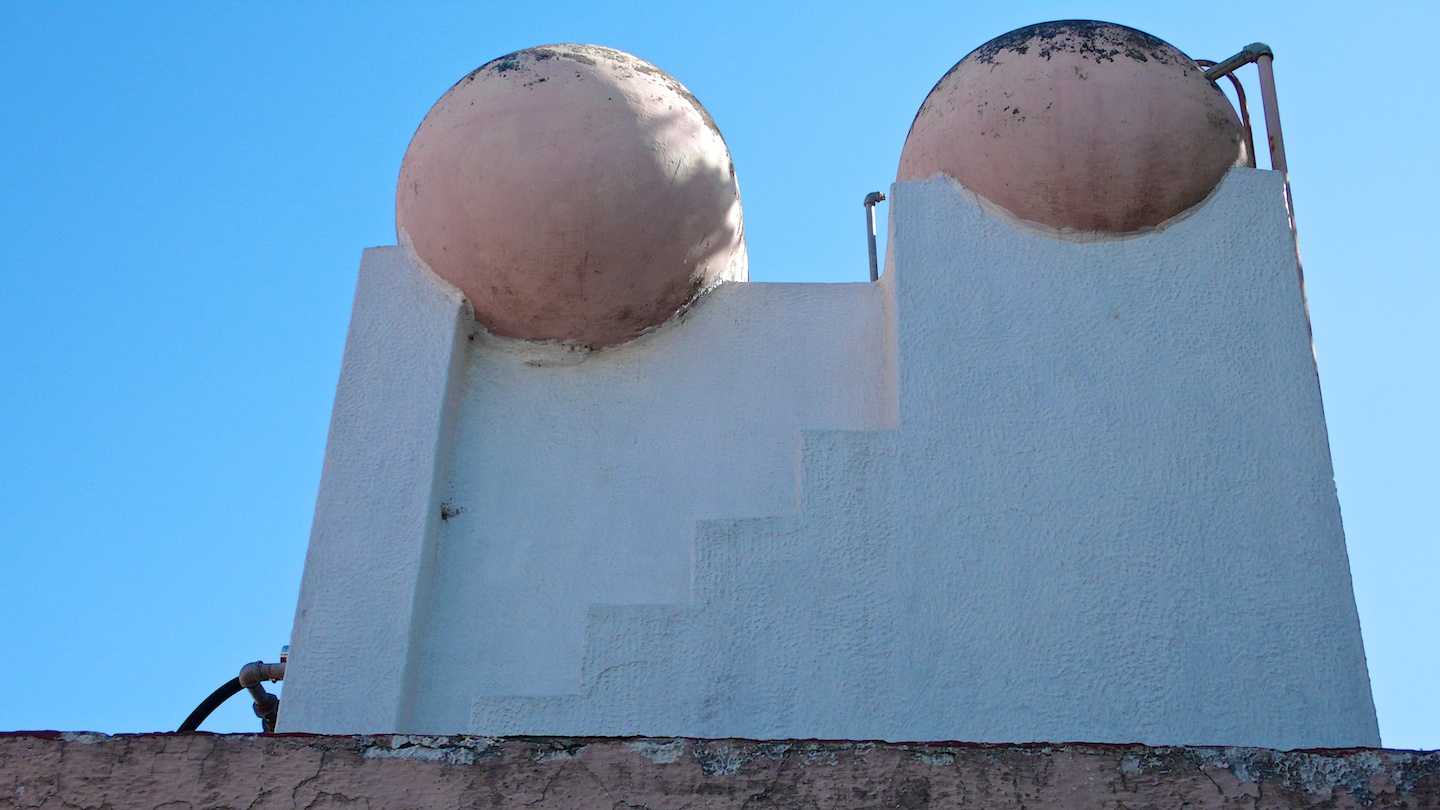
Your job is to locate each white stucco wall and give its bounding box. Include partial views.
[281,168,1379,749]
[280,248,471,732]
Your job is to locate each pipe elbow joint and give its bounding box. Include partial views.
[238,661,264,688]
[239,660,287,686]
[1245,42,1274,60]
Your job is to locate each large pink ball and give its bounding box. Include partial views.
[899,21,1244,232]
[397,45,746,348]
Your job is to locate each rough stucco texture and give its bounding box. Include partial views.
[282,247,471,733]
[283,167,1377,749]
[3,733,1437,809]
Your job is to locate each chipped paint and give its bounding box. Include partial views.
[970,19,1178,66]
[357,734,503,765]
[900,20,1242,232]
[627,738,686,763]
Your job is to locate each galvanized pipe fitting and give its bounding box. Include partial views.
[238,660,287,733]
[1203,42,1272,81]
[1204,43,1286,174]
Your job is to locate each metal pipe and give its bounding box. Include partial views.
[1255,53,1287,174]
[1197,59,1256,169]
[238,659,287,733]
[178,642,288,732]
[1204,43,1285,174]
[1203,42,1271,81]
[178,654,287,733]
[864,191,886,282]
[1228,73,1258,169]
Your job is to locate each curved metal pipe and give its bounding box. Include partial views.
[177,657,287,733]
[238,660,287,733]
[1197,59,1257,169]
[1204,43,1285,174]
[1203,42,1272,81]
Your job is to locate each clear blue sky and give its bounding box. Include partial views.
[2,1,1434,747]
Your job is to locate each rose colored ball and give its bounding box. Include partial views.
[898,21,1244,233]
[397,44,746,348]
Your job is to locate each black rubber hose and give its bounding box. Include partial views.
[178,677,244,732]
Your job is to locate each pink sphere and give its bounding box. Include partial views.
[397,45,746,348]
[898,21,1244,232]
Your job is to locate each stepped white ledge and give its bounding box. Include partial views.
[281,168,1378,749]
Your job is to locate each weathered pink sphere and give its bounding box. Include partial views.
[898,21,1244,232]
[397,45,746,348]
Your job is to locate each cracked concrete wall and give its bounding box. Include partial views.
[2,732,1437,809]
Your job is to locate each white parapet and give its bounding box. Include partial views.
[280,168,1380,749]
[279,248,472,732]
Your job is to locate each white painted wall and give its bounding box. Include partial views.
[281,168,1379,748]
[280,248,471,732]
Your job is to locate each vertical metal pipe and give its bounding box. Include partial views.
[1256,54,1287,174]
[865,206,880,282]
[864,191,886,282]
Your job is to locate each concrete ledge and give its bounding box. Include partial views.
[2,733,1437,809]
